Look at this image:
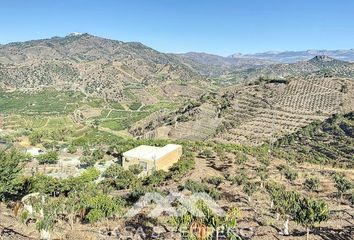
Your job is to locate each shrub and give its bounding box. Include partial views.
[234,152,248,165]
[243,181,258,202]
[284,168,298,183]
[277,165,298,183]
[333,173,352,198]
[349,191,354,205]
[205,176,224,187]
[199,149,215,159]
[85,194,124,223]
[29,131,45,145]
[303,177,320,192]
[128,186,153,202]
[128,164,144,175]
[169,152,195,179]
[146,170,167,186]
[67,145,77,154]
[80,156,97,167]
[129,102,142,110]
[184,180,221,200]
[37,151,59,165]
[229,170,248,186]
[92,148,104,160]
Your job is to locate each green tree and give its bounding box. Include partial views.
[170,201,242,240]
[266,183,302,235]
[333,173,352,199]
[102,165,138,190]
[0,149,25,200]
[61,192,82,230]
[37,151,59,165]
[35,198,60,240]
[82,192,125,223]
[20,194,59,240]
[293,197,329,240]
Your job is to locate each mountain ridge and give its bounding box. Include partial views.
[0,33,208,101]
[229,49,354,63]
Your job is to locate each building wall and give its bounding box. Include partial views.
[122,145,183,175]
[155,146,182,171]
[122,157,155,176]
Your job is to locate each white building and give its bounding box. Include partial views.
[122,144,182,176]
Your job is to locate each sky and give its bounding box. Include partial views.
[0,0,353,56]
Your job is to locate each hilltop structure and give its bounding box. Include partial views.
[122,144,182,176]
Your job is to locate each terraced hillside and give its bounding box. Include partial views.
[275,112,354,168]
[216,73,354,145]
[131,73,354,146]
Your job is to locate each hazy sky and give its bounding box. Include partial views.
[1,0,353,56]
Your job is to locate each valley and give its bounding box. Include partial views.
[0,34,353,240]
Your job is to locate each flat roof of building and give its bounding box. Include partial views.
[123,144,181,161]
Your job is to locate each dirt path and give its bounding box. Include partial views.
[105,109,113,118]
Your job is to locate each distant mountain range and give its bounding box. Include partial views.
[229,49,354,63]
[0,33,354,101]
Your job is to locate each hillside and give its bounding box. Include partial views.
[1,35,354,146]
[220,55,354,84]
[171,52,275,76]
[0,33,207,101]
[130,72,354,145]
[275,112,354,168]
[1,36,354,240]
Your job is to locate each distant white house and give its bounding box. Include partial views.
[26,147,44,157]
